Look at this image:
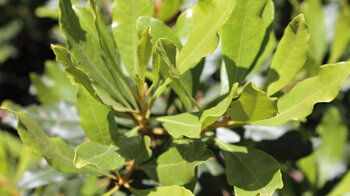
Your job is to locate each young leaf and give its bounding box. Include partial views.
[112,0,154,77]
[135,26,152,94]
[254,62,350,126]
[76,86,118,145]
[130,185,194,196]
[229,82,278,123]
[200,83,238,129]
[315,107,347,187]
[221,0,268,84]
[157,113,201,138]
[215,139,283,196]
[141,140,212,185]
[74,142,125,170]
[178,0,235,75]
[157,0,184,22]
[328,0,350,63]
[59,0,131,109]
[0,103,112,177]
[51,44,134,113]
[264,14,310,96]
[155,38,193,111]
[137,16,182,49]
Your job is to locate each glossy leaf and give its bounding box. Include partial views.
[59,0,131,109]
[178,0,235,74]
[216,139,283,196]
[200,83,238,129]
[315,107,347,187]
[141,140,212,185]
[254,62,350,126]
[229,82,278,123]
[301,0,327,65]
[221,0,267,84]
[328,0,350,63]
[74,142,125,170]
[30,60,76,104]
[130,185,194,196]
[264,14,310,96]
[157,113,201,138]
[0,103,112,176]
[76,86,118,145]
[112,0,154,77]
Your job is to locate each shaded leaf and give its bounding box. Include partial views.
[315,107,347,187]
[30,60,76,104]
[76,86,118,145]
[264,14,310,96]
[215,139,283,196]
[74,142,125,170]
[0,103,110,176]
[229,82,278,123]
[254,62,350,126]
[328,0,350,63]
[141,140,212,185]
[59,0,132,109]
[328,171,350,196]
[221,0,267,84]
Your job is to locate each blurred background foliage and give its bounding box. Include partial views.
[0,0,350,195]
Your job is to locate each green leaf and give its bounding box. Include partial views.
[174,1,212,45]
[157,0,184,22]
[141,140,212,185]
[298,154,317,185]
[328,171,350,196]
[116,127,152,164]
[130,185,194,196]
[135,26,152,94]
[76,86,118,145]
[178,0,235,74]
[328,0,350,63]
[221,0,268,84]
[215,139,283,196]
[51,44,134,113]
[89,0,138,109]
[254,62,350,126]
[2,101,85,145]
[58,0,132,109]
[74,142,125,170]
[0,103,113,177]
[30,60,76,104]
[137,16,182,49]
[157,113,201,138]
[112,0,154,77]
[264,14,310,96]
[154,38,193,111]
[315,107,347,187]
[200,83,238,129]
[229,82,278,123]
[301,0,327,65]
